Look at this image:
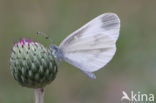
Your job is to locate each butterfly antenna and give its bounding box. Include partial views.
[37,32,53,43]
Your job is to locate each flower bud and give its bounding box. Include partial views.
[10,39,57,88]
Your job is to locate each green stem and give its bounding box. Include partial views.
[35,88,44,103]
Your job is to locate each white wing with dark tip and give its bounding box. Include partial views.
[59,13,120,78]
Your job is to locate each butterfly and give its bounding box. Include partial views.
[38,13,120,79]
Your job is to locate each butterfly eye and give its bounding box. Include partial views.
[50,44,56,49]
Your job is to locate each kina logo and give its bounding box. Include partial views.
[121,91,154,102]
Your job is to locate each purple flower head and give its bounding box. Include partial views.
[15,38,39,48]
[27,39,32,43]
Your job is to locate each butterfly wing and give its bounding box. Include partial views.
[59,13,120,78]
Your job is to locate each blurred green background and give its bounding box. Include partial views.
[0,0,156,103]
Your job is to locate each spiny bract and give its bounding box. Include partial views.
[9,39,57,88]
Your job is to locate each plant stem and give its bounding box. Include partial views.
[34,88,44,103]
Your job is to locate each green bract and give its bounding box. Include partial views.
[10,39,57,88]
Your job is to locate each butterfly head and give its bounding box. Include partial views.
[50,44,63,64]
[50,44,58,50]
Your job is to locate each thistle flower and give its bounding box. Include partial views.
[9,38,58,103]
[10,38,57,88]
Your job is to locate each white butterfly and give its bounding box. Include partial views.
[49,13,120,79]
